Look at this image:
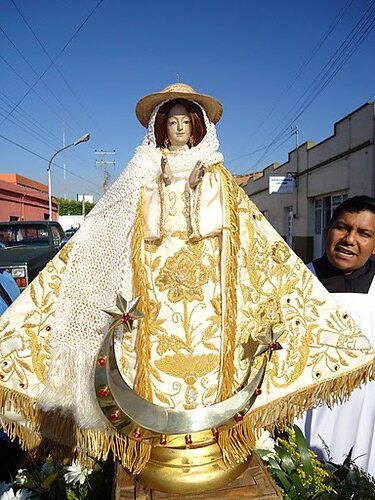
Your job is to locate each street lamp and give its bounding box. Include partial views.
[47,133,90,220]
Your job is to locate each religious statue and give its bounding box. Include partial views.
[0,83,374,494]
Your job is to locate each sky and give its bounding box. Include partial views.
[0,0,374,201]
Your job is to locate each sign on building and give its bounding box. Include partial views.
[269,175,295,194]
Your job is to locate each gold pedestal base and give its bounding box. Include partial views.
[113,453,282,499]
[137,441,249,495]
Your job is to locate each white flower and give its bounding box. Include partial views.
[255,429,276,462]
[64,460,92,485]
[0,488,32,499]
[14,470,28,487]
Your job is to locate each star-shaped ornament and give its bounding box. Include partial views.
[254,324,284,358]
[103,295,144,333]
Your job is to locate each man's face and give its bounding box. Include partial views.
[325,210,375,273]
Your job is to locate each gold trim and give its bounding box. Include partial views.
[213,164,240,401]
[0,357,374,472]
[132,189,153,401]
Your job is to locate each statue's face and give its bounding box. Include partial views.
[167,103,191,148]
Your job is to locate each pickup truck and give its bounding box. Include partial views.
[0,221,66,291]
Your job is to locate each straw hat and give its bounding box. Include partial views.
[135,83,223,127]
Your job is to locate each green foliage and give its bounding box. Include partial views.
[327,448,375,499]
[58,198,95,216]
[261,425,335,498]
[256,425,375,499]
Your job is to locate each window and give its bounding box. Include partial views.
[314,192,348,235]
[314,199,322,234]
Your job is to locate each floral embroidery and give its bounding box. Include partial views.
[271,241,291,264]
[155,247,209,303]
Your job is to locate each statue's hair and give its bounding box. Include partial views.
[154,99,206,148]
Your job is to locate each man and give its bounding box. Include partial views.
[312,195,375,293]
[300,195,375,475]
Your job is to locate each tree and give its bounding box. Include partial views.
[58,198,95,216]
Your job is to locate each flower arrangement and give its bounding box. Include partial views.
[0,457,113,500]
[255,425,375,499]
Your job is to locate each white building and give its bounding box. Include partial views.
[244,102,375,262]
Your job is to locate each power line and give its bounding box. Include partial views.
[10,0,104,133]
[0,132,101,189]
[239,0,355,152]
[0,103,61,150]
[0,0,105,128]
[0,54,82,140]
[226,129,293,164]
[0,22,83,138]
[0,90,61,147]
[0,65,93,169]
[233,131,296,175]
[251,1,375,170]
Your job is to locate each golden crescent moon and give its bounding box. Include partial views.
[95,329,267,437]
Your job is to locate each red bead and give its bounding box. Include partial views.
[160,435,167,446]
[269,342,282,351]
[98,386,109,398]
[235,413,244,422]
[212,428,219,440]
[133,428,142,439]
[121,314,131,323]
[98,356,106,366]
[110,411,120,422]
[256,388,262,396]
[185,435,192,447]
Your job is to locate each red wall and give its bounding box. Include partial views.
[0,179,58,221]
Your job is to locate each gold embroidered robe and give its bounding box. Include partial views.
[0,164,374,470]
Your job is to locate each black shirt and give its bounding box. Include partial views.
[312,254,375,293]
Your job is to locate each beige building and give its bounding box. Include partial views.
[243,102,375,262]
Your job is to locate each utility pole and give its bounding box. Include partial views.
[63,122,66,199]
[95,150,116,193]
[291,125,299,219]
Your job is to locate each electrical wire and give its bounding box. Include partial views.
[0,90,61,146]
[0,23,83,138]
[240,0,355,151]
[277,1,375,136]
[0,132,101,189]
[251,1,375,171]
[0,0,105,128]
[226,129,293,164]
[10,0,104,133]
[0,103,61,150]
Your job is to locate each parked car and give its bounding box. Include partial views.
[0,221,66,291]
[64,227,79,239]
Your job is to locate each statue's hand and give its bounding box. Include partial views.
[189,161,206,189]
[161,156,173,186]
